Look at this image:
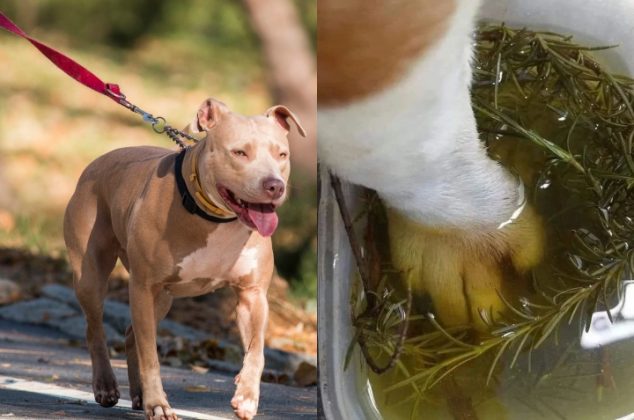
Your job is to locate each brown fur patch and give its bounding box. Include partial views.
[318,0,456,106]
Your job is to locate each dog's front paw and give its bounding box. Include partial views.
[388,204,544,331]
[231,394,258,420]
[143,396,178,420]
[92,369,120,408]
[231,381,259,420]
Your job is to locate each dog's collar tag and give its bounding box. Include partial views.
[174,149,238,224]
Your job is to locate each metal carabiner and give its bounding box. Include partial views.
[151,117,167,134]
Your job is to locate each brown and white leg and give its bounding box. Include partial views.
[232,286,268,420]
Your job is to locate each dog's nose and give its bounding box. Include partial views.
[262,177,285,200]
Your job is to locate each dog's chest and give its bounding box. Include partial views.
[164,229,260,297]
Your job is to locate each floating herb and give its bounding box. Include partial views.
[340,24,634,418]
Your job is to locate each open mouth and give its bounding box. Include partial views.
[217,186,279,237]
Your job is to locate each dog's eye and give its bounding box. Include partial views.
[279,152,288,159]
[232,150,248,158]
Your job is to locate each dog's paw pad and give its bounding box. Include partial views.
[231,394,258,420]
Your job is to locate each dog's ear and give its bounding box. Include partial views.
[266,105,307,138]
[185,98,228,133]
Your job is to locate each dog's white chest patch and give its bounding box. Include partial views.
[177,235,220,283]
[176,230,245,283]
[230,247,259,278]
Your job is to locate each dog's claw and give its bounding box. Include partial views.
[388,204,544,331]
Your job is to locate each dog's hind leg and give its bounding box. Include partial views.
[64,190,120,408]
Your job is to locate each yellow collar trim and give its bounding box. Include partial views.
[189,149,236,218]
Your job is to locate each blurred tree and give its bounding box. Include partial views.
[242,0,317,179]
[2,0,168,48]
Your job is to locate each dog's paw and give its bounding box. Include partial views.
[388,203,544,331]
[92,371,120,408]
[131,393,143,410]
[231,383,259,420]
[144,397,178,420]
[231,394,258,420]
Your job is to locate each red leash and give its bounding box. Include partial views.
[0,11,124,103]
[0,11,197,148]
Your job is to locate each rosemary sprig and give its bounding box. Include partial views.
[348,24,634,412]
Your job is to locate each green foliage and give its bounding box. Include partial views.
[294,0,317,50]
[2,0,169,48]
[1,0,315,51]
[0,213,58,255]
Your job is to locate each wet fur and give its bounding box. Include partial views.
[318,0,545,328]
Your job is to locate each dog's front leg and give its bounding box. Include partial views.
[129,281,177,420]
[231,285,268,420]
[126,289,173,411]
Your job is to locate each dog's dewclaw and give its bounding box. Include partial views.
[388,205,544,331]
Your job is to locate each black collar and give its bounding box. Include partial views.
[174,149,238,224]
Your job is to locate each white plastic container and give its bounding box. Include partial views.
[318,1,634,418]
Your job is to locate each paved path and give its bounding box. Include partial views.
[0,320,317,419]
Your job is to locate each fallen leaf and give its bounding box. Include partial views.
[184,384,210,393]
[190,365,209,374]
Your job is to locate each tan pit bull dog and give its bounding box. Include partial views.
[63,98,305,420]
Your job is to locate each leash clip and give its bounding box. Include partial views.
[151,117,167,134]
[106,85,196,150]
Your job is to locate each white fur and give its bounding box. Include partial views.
[176,230,248,283]
[318,0,518,230]
[232,395,258,419]
[231,247,259,278]
[177,234,218,282]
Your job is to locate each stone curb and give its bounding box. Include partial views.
[0,284,317,378]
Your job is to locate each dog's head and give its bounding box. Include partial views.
[186,98,306,237]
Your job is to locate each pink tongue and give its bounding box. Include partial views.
[245,204,278,237]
